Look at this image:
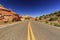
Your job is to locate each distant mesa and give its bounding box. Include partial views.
[21,15,35,21]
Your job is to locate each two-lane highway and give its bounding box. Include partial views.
[31,21,60,40]
[0,20,60,40]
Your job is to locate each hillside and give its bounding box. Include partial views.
[36,11,60,27]
[0,5,21,24]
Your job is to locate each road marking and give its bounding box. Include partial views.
[27,22,35,40]
[27,23,30,40]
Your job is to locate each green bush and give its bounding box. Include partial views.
[39,16,42,20]
[45,21,48,24]
[49,17,58,21]
[50,22,53,25]
[53,23,60,27]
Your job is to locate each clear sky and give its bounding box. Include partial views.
[0,0,60,17]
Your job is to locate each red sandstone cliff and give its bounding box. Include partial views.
[0,5,21,23]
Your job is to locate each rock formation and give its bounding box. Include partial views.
[0,5,21,23]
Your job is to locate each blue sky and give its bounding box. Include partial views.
[0,0,60,17]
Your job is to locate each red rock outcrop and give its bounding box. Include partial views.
[0,5,21,23]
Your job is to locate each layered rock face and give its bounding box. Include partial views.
[0,5,21,23]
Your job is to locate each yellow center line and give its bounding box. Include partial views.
[27,21,35,40]
[27,23,30,40]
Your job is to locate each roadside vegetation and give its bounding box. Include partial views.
[35,11,60,27]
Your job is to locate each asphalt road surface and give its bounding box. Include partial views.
[0,20,60,40]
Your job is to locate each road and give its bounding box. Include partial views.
[0,20,60,40]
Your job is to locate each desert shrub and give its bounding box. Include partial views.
[4,21,8,23]
[50,22,53,25]
[39,16,42,20]
[53,23,60,27]
[44,16,47,19]
[35,18,37,21]
[49,17,58,21]
[45,21,48,24]
[55,11,60,16]
[56,13,60,17]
